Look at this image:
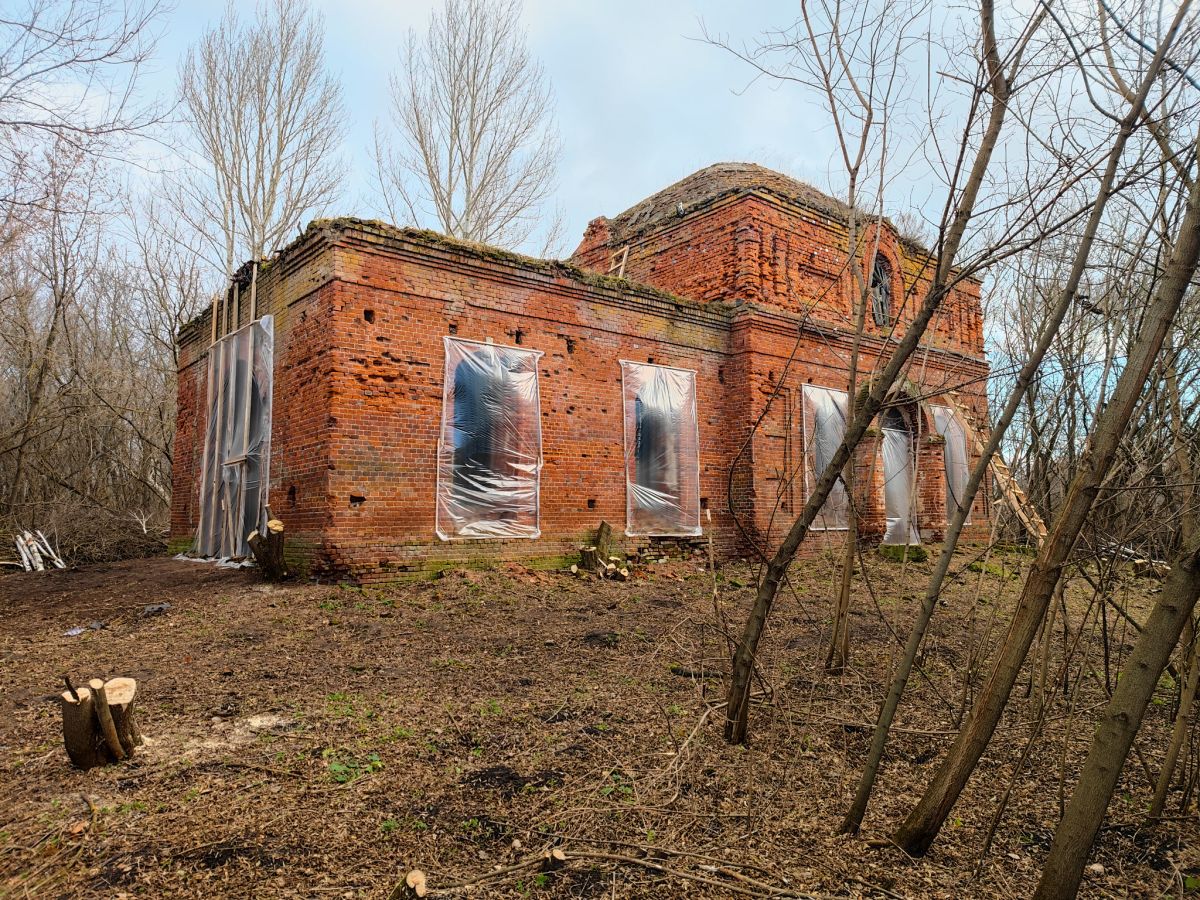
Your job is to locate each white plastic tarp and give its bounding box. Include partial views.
[932,406,971,523]
[801,384,849,530]
[881,408,918,545]
[195,316,274,558]
[436,337,543,539]
[620,361,701,537]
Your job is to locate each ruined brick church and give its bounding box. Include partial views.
[171,162,990,580]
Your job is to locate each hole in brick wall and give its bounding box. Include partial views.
[565,337,575,354]
[287,485,297,506]
[718,366,725,384]
[513,328,525,345]
[349,493,366,508]
[700,497,709,510]
[768,370,776,383]
[587,498,596,509]
[448,322,458,334]
[647,357,655,364]
[363,309,375,323]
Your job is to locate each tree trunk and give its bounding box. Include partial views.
[59,677,141,769]
[894,127,1200,856]
[247,518,286,579]
[1032,533,1200,899]
[724,0,1012,744]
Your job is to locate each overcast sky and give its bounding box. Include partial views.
[147,0,851,256]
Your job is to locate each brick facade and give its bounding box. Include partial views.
[172,163,992,580]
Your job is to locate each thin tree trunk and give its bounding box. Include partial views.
[1032,533,1200,899]
[827,181,868,675]
[838,4,1176,832]
[894,127,1200,855]
[724,0,1011,743]
[1149,618,1199,819]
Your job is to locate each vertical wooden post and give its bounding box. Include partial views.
[249,260,258,321]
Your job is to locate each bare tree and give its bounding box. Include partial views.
[373,0,561,252]
[721,0,1030,745]
[0,0,162,210]
[894,119,1200,857]
[1032,155,1200,896]
[176,0,344,276]
[706,0,928,673]
[842,2,1192,834]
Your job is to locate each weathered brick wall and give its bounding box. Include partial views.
[315,225,739,579]
[171,227,340,567]
[573,191,985,361]
[173,204,994,580]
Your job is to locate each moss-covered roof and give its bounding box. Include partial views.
[602,161,937,258]
[319,217,709,309]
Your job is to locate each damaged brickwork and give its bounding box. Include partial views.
[172,163,991,581]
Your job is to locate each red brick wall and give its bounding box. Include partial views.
[171,231,340,564]
[316,228,737,578]
[172,216,993,581]
[573,191,985,360]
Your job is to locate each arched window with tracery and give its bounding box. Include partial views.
[870,255,892,326]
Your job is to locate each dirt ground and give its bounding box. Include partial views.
[1,549,1196,898]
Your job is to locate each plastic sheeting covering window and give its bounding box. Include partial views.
[881,407,918,545]
[195,316,274,559]
[801,385,849,530]
[436,337,544,540]
[620,361,701,537]
[932,406,971,524]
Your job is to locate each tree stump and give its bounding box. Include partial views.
[579,546,601,572]
[60,677,141,770]
[579,521,615,573]
[248,518,286,580]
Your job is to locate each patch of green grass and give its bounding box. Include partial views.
[878,544,929,563]
[380,818,400,835]
[321,748,383,783]
[598,770,634,800]
[479,698,502,716]
[966,559,1018,579]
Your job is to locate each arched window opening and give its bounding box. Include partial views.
[881,406,918,545]
[871,255,892,327]
[932,406,971,525]
[801,384,849,530]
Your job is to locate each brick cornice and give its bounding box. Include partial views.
[730,303,989,373]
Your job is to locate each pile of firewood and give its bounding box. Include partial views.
[10,530,65,572]
[569,521,707,581]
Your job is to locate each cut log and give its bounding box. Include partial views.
[88,678,126,760]
[595,521,613,560]
[105,677,142,754]
[248,518,286,580]
[60,677,141,769]
[392,870,427,898]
